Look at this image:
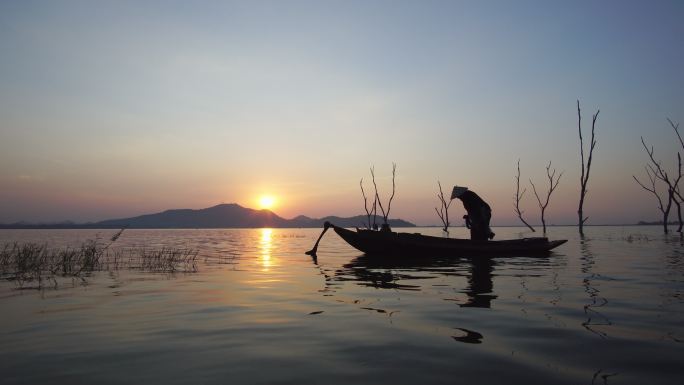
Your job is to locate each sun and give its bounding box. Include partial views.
[258,195,277,210]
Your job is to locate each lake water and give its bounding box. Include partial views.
[1,226,682,384]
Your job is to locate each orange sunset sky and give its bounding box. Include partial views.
[1,1,683,226]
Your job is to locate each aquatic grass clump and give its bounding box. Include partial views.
[0,242,52,284]
[132,247,199,273]
[623,234,652,243]
[0,239,114,280]
[0,231,199,288]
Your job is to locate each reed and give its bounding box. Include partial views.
[0,230,199,288]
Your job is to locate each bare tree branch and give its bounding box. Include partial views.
[633,167,659,196]
[669,118,683,148]
[634,166,671,233]
[674,153,683,232]
[578,100,599,235]
[641,137,670,181]
[385,163,397,224]
[668,119,684,232]
[371,164,397,230]
[514,159,535,232]
[530,161,563,234]
[373,194,378,228]
[360,178,372,229]
[639,136,679,233]
[369,167,380,229]
[435,180,452,234]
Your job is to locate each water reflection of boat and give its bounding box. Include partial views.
[330,223,566,256]
[336,254,498,308]
[321,253,560,345]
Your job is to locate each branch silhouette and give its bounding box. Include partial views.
[530,161,563,234]
[435,180,452,234]
[514,159,535,231]
[578,100,599,235]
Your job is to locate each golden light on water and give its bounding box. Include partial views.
[259,228,273,271]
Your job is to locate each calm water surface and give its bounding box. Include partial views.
[1,226,682,384]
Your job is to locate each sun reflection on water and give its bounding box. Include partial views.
[259,228,273,271]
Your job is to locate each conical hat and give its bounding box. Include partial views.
[451,186,468,199]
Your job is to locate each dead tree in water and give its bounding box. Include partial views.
[359,178,378,229]
[672,153,683,233]
[636,133,682,233]
[633,165,673,234]
[371,163,397,230]
[577,101,599,236]
[667,119,684,232]
[530,161,563,234]
[514,159,535,231]
[434,180,452,235]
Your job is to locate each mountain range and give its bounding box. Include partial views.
[0,203,415,229]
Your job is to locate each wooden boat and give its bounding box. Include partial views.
[320,222,566,257]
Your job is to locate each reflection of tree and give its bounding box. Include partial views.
[660,236,684,343]
[580,236,612,338]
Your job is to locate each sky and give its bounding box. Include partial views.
[1,0,683,226]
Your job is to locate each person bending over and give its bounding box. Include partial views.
[451,186,495,241]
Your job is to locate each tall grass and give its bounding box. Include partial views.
[0,229,198,288]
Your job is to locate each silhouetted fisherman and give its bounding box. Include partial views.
[451,186,495,241]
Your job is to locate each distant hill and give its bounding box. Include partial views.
[636,220,680,226]
[0,203,415,229]
[96,204,289,228]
